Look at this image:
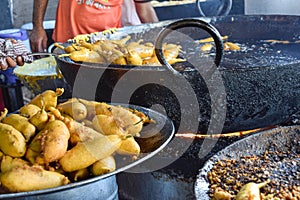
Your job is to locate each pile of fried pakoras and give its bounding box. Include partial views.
[0,88,151,193]
[56,35,186,66]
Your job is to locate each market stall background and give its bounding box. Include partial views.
[1,1,299,200]
[0,0,244,30]
[0,0,244,112]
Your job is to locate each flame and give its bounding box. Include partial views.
[175,126,276,139]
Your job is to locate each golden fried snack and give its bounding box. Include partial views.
[54,43,86,53]
[82,119,93,128]
[110,35,131,47]
[117,136,140,156]
[197,36,228,43]
[26,120,70,165]
[79,41,103,53]
[0,88,151,193]
[0,108,8,121]
[0,150,3,161]
[85,103,143,136]
[0,123,26,157]
[236,180,269,200]
[0,165,69,192]
[19,104,41,118]
[109,105,143,136]
[142,54,160,66]
[60,48,106,63]
[126,39,143,50]
[128,108,153,124]
[59,34,186,66]
[2,113,36,142]
[125,50,143,65]
[57,100,87,121]
[200,43,214,52]
[127,41,154,59]
[143,43,185,66]
[104,49,126,65]
[67,120,104,145]
[126,39,154,59]
[90,156,116,176]
[92,105,144,136]
[48,106,67,122]
[77,99,113,119]
[112,56,127,65]
[99,40,118,52]
[29,105,49,130]
[77,42,94,51]
[59,135,121,172]
[69,168,90,182]
[92,114,127,136]
[212,188,234,200]
[1,156,29,173]
[197,36,241,52]
[163,43,186,64]
[224,41,240,51]
[29,88,64,111]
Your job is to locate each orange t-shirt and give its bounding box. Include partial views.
[53,0,123,42]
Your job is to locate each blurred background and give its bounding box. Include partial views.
[0,0,244,30]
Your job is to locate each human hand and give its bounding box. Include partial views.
[29,27,48,53]
[0,38,33,70]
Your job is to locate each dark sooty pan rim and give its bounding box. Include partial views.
[195,125,300,199]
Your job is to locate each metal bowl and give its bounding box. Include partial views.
[13,55,71,97]
[0,104,175,200]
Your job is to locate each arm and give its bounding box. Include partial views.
[29,0,49,52]
[121,0,141,26]
[134,1,159,23]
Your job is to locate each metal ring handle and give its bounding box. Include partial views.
[154,18,224,76]
[196,0,232,17]
[47,43,57,53]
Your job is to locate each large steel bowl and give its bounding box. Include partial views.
[13,55,71,98]
[0,104,174,200]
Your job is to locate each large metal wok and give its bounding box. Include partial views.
[56,15,300,135]
[55,15,300,199]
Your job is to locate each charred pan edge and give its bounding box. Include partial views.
[194,125,300,199]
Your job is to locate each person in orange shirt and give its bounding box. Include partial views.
[30,0,158,53]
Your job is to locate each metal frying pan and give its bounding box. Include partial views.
[195,125,300,199]
[0,104,174,200]
[99,15,300,200]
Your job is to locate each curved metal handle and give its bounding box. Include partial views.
[48,43,57,53]
[154,18,224,75]
[196,0,232,17]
